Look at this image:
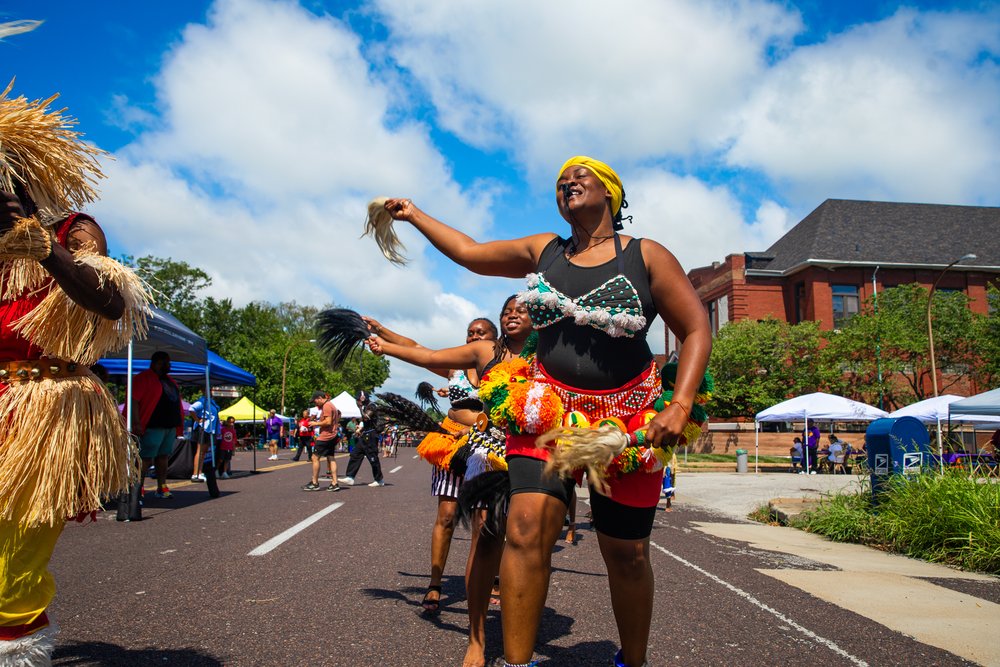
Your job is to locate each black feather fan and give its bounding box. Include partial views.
[314,308,371,368]
[456,471,510,535]
[415,381,441,413]
[447,440,475,477]
[375,392,447,434]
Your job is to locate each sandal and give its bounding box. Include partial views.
[421,584,442,615]
[489,577,501,607]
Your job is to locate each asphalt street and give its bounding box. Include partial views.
[47,450,999,666]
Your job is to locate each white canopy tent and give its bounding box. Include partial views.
[754,392,889,473]
[890,394,1000,472]
[949,387,1000,418]
[331,391,362,419]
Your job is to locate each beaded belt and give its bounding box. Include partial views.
[0,358,90,383]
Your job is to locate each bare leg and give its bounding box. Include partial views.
[154,454,169,491]
[464,514,505,667]
[597,531,654,667]
[327,456,338,483]
[565,487,577,544]
[311,453,321,485]
[500,492,566,664]
[191,442,204,478]
[427,497,458,609]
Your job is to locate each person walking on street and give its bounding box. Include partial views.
[265,409,282,460]
[339,395,385,487]
[304,392,341,491]
[218,416,237,478]
[292,409,313,461]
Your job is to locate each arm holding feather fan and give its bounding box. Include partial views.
[361,315,450,380]
[381,198,556,279]
[367,335,495,376]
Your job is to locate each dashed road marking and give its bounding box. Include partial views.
[248,502,344,556]
[412,455,419,460]
[389,466,403,474]
[649,537,868,667]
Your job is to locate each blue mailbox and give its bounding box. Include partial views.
[864,416,931,498]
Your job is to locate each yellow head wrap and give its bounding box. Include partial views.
[557,156,624,218]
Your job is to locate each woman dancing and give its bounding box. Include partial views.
[364,315,497,615]
[367,296,535,667]
[378,156,711,667]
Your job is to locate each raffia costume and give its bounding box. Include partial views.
[0,83,149,664]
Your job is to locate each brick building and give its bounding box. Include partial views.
[676,199,1000,352]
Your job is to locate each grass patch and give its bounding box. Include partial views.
[747,503,780,525]
[799,470,1000,574]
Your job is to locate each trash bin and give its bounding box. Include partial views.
[864,416,930,500]
[736,448,748,473]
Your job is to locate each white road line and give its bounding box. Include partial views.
[649,539,868,667]
[412,455,419,459]
[389,466,403,474]
[247,502,344,557]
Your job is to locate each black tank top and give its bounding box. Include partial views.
[534,236,656,389]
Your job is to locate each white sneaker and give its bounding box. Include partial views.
[268,455,278,461]
[196,474,206,482]
[337,477,355,486]
[191,475,200,482]
[368,480,385,487]
[221,472,231,479]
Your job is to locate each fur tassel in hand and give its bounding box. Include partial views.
[539,425,629,495]
[415,381,441,413]
[362,197,407,265]
[456,470,509,536]
[0,373,138,526]
[315,308,370,368]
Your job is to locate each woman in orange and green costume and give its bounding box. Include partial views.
[379,156,711,667]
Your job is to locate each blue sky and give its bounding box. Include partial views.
[3,0,998,393]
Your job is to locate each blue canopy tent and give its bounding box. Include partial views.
[100,350,257,387]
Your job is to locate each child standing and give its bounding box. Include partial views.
[218,416,237,478]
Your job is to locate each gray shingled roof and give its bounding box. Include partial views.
[749,199,1000,274]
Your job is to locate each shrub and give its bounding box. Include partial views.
[794,470,1000,574]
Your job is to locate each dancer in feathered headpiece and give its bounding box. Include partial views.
[0,64,151,662]
[365,298,534,666]
[375,154,711,667]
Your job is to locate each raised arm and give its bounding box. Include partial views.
[361,316,419,347]
[641,239,712,446]
[384,198,555,278]
[368,336,494,375]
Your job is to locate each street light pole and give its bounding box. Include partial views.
[281,338,317,416]
[926,253,976,398]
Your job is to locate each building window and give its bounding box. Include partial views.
[794,282,806,324]
[706,295,729,335]
[831,284,860,328]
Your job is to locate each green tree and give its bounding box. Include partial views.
[707,318,834,419]
[970,285,1000,390]
[826,283,976,406]
[130,255,212,329]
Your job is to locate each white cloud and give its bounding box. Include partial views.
[96,0,497,324]
[627,168,792,271]
[726,8,1000,205]
[373,0,801,175]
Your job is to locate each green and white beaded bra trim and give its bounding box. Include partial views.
[517,272,647,338]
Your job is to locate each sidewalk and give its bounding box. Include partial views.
[677,470,861,520]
